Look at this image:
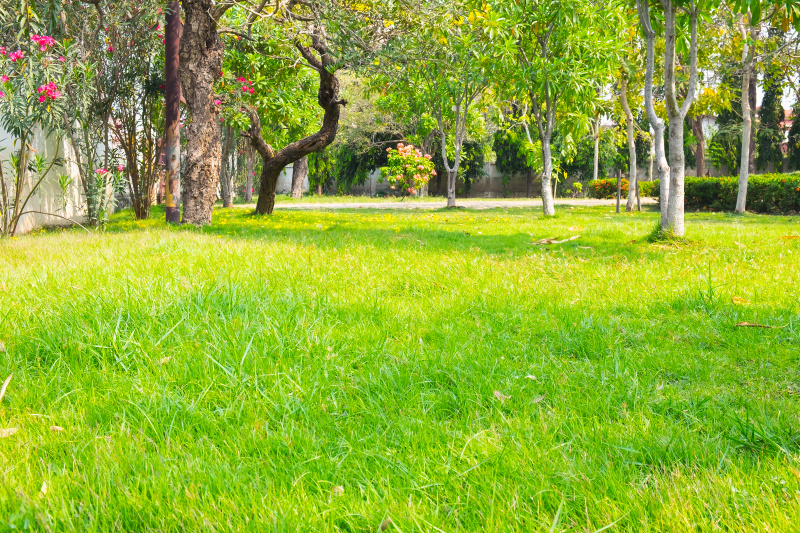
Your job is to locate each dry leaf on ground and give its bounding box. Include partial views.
[530,235,580,245]
[780,236,799,240]
[0,428,19,438]
[568,226,585,231]
[494,390,510,403]
[41,481,47,496]
[0,341,5,352]
[380,518,392,531]
[331,485,345,497]
[159,357,171,365]
[735,322,786,329]
[50,426,65,432]
[732,297,750,305]
[0,373,12,403]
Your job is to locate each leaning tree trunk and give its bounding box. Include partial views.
[179,0,224,225]
[291,155,308,199]
[592,115,600,182]
[620,77,638,212]
[748,74,757,174]
[248,39,345,215]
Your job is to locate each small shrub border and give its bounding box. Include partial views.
[648,173,800,214]
[589,174,800,213]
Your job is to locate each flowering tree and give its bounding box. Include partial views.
[0,6,78,236]
[380,143,435,195]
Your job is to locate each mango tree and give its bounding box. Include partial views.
[495,0,625,216]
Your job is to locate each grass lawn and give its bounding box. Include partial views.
[1,205,800,531]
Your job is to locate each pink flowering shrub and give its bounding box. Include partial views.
[380,143,436,195]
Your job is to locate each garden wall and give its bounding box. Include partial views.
[0,125,86,234]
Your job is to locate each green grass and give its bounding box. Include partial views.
[1,204,800,531]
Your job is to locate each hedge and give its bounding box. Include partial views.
[587,178,657,199]
[648,173,800,214]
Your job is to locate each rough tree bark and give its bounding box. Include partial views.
[662,0,699,236]
[291,156,308,199]
[689,114,706,177]
[638,0,671,228]
[246,39,345,215]
[736,14,757,213]
[179,0,224,225]
[530,87,558,216]
[620,76,638,212]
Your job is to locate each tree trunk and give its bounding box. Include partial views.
[164,0,182,224]
[220,124,235,208]
[748,74,757,174]
[690,115,706,177]
[291,155,308,199]
[245,145,254,202]
[541,135,555,216]
[620,77,638,212]
[249,38,344,215]
[593,115,600,182]
[446,170,457,207]
[526,169,532,198]
[736,15,755,213]
[179,0,224,225]
[616,169,622,213]
[637,0,670,227]
[662,0,698,236]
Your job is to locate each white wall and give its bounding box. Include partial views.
[0,125,86,234]
[274,163,309,194]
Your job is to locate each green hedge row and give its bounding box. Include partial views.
[588,174,800,213]
[587,178,657,199]
[648,173,800,214]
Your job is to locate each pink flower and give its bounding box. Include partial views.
[214,99,221,105]
[0,75,8,82]
[248,87,255,94]
[0,47,5,55]
[107,45,113,52]
[431,170,437,176]
[417,165,424,170]
[38,95,46,102]
[242,86,248,92]
[9,50,24,62]
[58,56,65,62]
[0,91,5,98]
[424,154,432,159]
[117,164,124,171]
[238,77,246,82]
[95,168,107,174]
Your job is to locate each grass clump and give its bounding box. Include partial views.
[1,205,799,531]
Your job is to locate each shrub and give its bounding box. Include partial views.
[648,173,800,213]
[588,178,628,199]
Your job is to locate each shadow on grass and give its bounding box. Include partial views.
[101,205,675,261]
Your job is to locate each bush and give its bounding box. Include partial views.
[586,179,659,199]
[648,173,800,213]
[588,178,628,199]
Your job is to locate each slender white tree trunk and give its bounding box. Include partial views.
[661,0,699,236]
[620,77,638,212]
[736,14,755,213]
[637,0,670,227]
[541,136,555,216]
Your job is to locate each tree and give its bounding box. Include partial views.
[498,0,625,216]
[372,0,499,207]
[638,0,700,236]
